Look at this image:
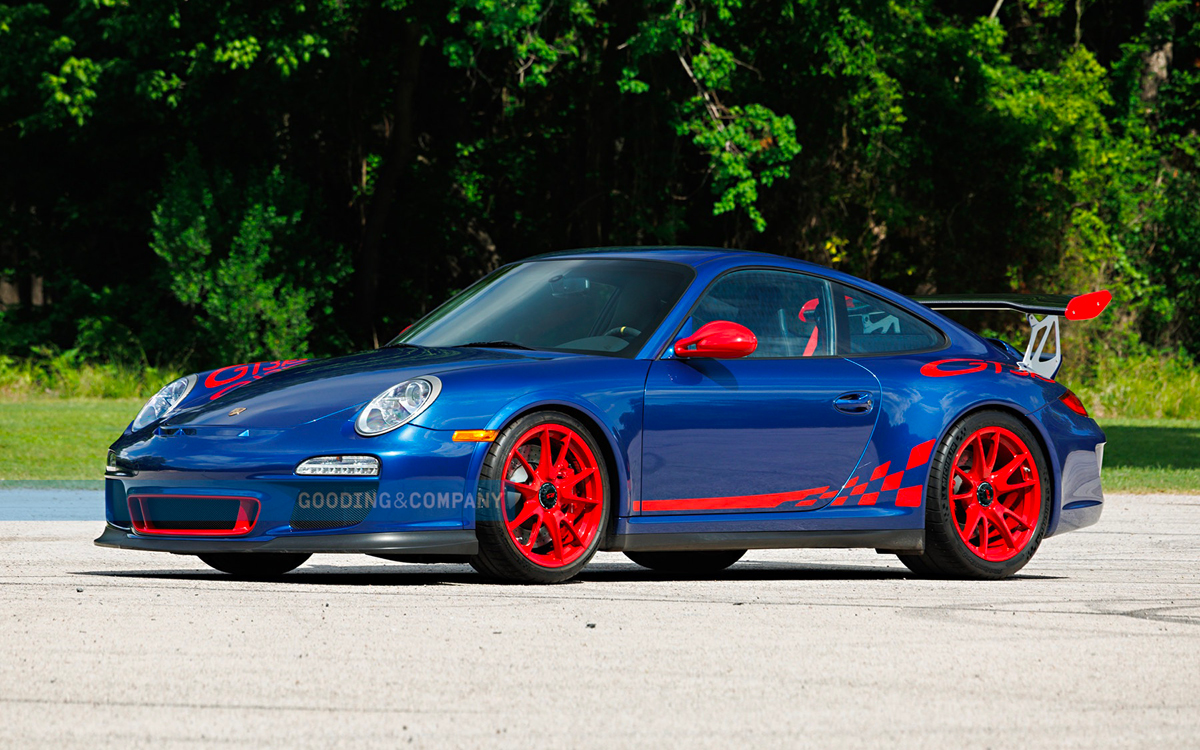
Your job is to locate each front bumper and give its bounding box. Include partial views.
[95,523,478,555]
[102,422,493,541]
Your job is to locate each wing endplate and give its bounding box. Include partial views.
[1064,290,1112,321]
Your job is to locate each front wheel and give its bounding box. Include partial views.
[198,553,311,578]
[471,412,610,584]
[897,410,1050,579]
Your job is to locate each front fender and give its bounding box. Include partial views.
[414,357,651,522]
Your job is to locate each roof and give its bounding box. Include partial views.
[523,245,815,270]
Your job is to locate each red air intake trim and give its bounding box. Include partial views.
[127,494,260,537]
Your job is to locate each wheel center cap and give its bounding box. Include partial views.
[538,483,559,510]
[977,481,996,507]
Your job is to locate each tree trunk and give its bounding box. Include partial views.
[1140,0,1173,103]
[355,21,421,343]
[0,232,17,307]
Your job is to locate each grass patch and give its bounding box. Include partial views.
[1070,352,1200,420]
[0,352,182,400]
[0,399,140,480]
[1097,417,1200,494]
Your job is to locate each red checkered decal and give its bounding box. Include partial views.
[633,439,936,513]
[822,439,934,508]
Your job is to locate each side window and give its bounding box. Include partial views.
[835,284,944,355]
[690,270,835,358]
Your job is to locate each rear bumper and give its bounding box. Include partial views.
[1028,398,1105,537]
[94,523,478,556]
[1054,443,1105,534]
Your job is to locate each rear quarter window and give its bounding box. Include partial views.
[835,284,945,355]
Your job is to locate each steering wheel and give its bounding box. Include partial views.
[602,326,642,340]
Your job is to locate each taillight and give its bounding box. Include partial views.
[1060,390,1088,416]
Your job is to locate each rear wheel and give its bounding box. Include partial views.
[471,412,609,583]
[625,550,745,575]
[198,553,311,578]
[898,410,1050,579]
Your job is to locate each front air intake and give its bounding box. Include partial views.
[127,495,259,536]
[290,487,377,531]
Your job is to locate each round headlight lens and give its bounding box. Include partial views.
[355,376,442,436]
[131,374,197,431]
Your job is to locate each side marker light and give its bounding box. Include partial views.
[452,430,499,442]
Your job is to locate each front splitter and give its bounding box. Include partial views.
[94,524,478,556]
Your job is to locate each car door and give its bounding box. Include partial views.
[639,269,881,515]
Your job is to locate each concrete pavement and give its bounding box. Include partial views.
[0,492,1197,748]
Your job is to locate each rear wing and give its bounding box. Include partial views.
[912,290,1111,379]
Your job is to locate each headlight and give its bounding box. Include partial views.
[355,376,442,436]
[131,374,197,431]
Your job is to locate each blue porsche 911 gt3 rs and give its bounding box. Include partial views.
[97,247,1109,583]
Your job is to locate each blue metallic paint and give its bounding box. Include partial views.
[640,357,880,512]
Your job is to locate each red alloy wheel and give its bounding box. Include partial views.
[500,423,605,568]
[948,426,1043,562]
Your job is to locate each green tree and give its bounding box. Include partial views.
[1,0,1199,375]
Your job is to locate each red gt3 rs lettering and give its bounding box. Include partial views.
[203,359,309,400]
[920,358,1054,383]
[920,359,991,377]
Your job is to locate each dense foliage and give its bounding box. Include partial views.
[1,0,1197,375]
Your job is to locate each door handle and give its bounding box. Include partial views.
[834,392,874,414]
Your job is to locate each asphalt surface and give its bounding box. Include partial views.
[0,492,1197,748]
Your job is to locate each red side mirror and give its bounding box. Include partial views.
[674,321,757,359]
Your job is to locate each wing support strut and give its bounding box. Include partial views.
[1022,313,1061,379]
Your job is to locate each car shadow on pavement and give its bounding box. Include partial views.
[76,562,1060,585]
[578,564,910,582]
[577,564,1060,582]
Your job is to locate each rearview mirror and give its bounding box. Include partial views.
[674,321,757,359]
[549,275,590,296]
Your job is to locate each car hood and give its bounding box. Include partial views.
[162,346,551,429]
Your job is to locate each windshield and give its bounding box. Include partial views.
[391,258,694,357]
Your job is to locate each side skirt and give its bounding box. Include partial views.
[607,528,924,554]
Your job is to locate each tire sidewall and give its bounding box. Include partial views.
[925,410,1052,579]
[198,553,311,577]
[476,410,610,583]
[624,549,746,574]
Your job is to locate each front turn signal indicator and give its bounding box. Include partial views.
[452,430,499,442]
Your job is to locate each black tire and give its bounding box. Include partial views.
[624,549,746,575]
[471,411,610,584]
[198,553,311,578]
[895,552,939,577]
[898,410,1051,579]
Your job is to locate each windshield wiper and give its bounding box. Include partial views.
[459,340,535,350]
